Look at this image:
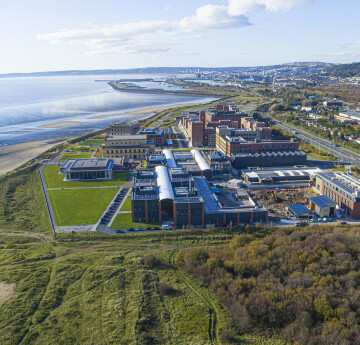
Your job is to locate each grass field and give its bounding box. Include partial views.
[110,213,160,229]
[48,188,118,226]
[42,165,129,188]
[59,153,92,162]
[119,195,132,212]
[78,138,105,146]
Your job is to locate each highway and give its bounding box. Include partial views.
[269,118,360,168]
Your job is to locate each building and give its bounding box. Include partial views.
[146,152,166,168]
[313,171,360,218]
[216,126,299,156]
[231,151,307,169]
[107,122,140,136]
[242,167,322,189]
[337,111,360,123]
[161,149,213,180]
[102,135,155,159]
[180,102,261,147]
[203,151,232,180]
[309,195,336,218]
[60,158,114,181]
[323,101,343,107]
[139,128,167,147]
[288,203,311,219]
[131,166,268,227]
[189,121,204,147]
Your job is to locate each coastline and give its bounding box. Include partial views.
[90,102,202,119]
[40,121,82,128]
[0,100,210,176]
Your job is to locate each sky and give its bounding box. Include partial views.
[1,0,360,73]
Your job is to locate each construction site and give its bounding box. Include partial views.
[249,187,316,219]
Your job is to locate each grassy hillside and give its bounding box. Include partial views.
[325,62,360,77]
[0,164,51,234]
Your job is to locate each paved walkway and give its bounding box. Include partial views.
[38,162,57,236]
[47,185,121,190]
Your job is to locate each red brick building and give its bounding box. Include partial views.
[314,171,360,218]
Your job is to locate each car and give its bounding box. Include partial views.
[115,229,123,233]
[340,221,347,225]
[127,228,134,231]
[146,227,152,230]
[135,228,145,231]
[154,227,160,230]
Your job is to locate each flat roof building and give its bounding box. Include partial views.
[102,135,155,160]
[242,167,322,189]
[60,158,114,181]
[107,122,140,136]
[232,151,307,169]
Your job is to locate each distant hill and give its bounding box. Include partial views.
[0,62,329,78]
[325,62,360,77]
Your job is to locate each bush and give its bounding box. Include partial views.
[140,255,163,267]
[157,283,176,296]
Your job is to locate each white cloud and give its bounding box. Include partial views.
[228,0,314,15]
[180,4,250,31]
[37,0,315,56]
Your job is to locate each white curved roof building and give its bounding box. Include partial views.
[190,149,211,172]
[155,165,175,200]
[163,149,177,168]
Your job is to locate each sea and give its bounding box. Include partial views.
[0,74,215,145]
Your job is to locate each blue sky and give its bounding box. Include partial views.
[1,0,359,73]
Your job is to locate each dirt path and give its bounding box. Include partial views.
[0,281,16,307]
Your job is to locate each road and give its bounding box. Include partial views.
[269,118,360,168]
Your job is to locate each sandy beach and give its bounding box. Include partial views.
[0,137,68,175]
[0,101,205,175]
[90,102,201,119]
[40,121,82,128]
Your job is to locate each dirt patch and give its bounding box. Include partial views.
[0,282,16,306]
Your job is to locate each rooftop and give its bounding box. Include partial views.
[317,171,360,196]
[288,203,311,216]
[310,195,336,208]
[61,158,113,172]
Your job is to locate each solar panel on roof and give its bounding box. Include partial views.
[288,203,310,216]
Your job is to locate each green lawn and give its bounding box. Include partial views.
[78,138,105,146]
[48,188,118,226]
[119,195,132,212]
[42,165,130,188]
[110,213,161,229]
[59,153,92,162]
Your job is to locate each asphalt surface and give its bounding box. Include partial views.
[269,118,360,168]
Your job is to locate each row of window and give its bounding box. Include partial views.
[323,185,352,207]
[323,180,353,201]
[108,148,146,154]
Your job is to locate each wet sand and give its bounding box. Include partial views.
[0,101,204,175]
[0,137,68,175]
[40,121,82,128]
[90,102,201,119]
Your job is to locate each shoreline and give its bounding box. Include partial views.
[90,102,202,119]
[0,100,215,176]
[40,121,82,128]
